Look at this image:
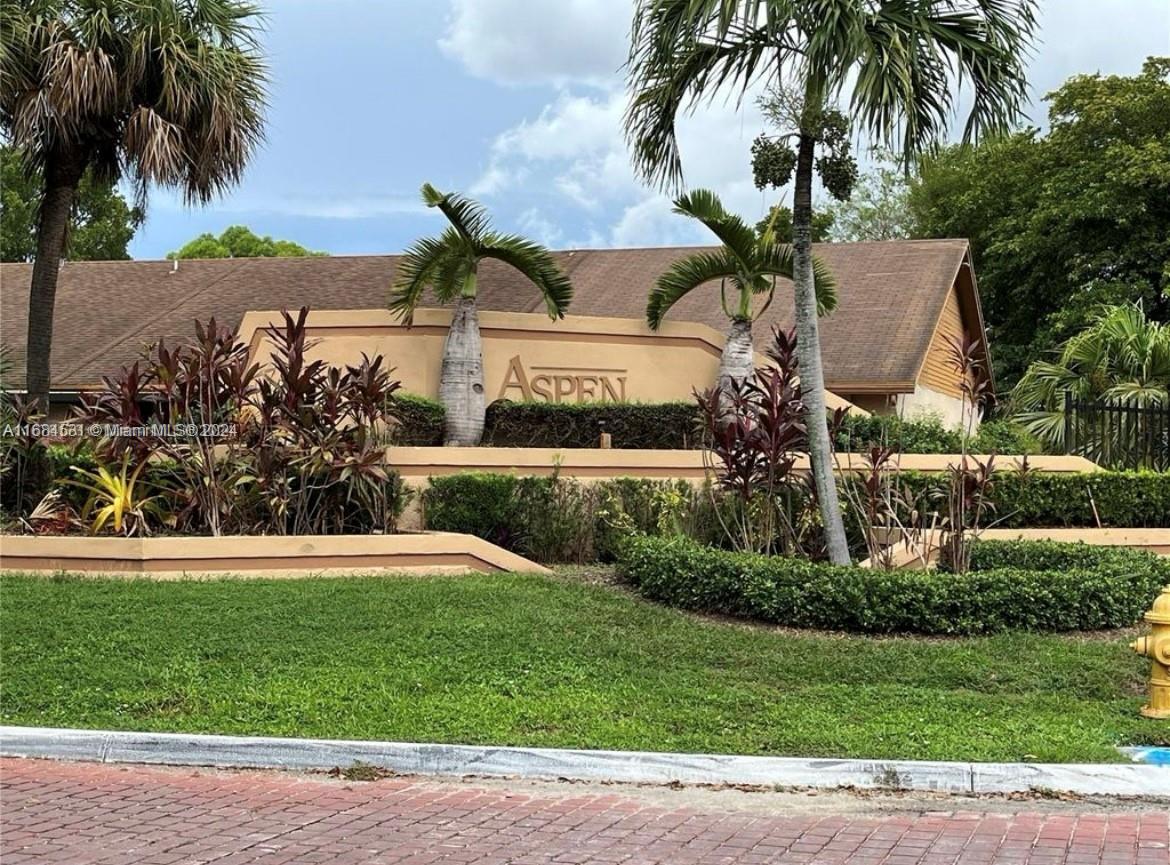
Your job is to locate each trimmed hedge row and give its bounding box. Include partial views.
[617,535,1169,635]
[392,396,1040,453]
[482,400,700,449]
[892,470,1170,528]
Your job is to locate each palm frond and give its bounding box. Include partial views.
[757,241,838,315]
[647,249,739,329]
[481,233,573,319]
[420,183,490,244]
[672,188,757,261]
[389,232,456,324]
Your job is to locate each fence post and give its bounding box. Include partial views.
[1063,391,1074,455]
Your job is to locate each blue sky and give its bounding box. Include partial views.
[130,0,1170,259]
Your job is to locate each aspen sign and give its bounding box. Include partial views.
[498,356,628,403]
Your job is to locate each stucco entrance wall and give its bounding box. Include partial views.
[237,308,862,414]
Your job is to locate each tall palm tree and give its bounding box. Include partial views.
[1012,304,1170,453]
[390,184,573,446]
[1,0,267,410]
[625,0,1039,565]
[648,189,836,393]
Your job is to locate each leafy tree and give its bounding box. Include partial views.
[754,205,833,243]
[625,0,1039,566]
[825,153,912,242]
[1012,304,1169,454]
[648,189,836,391]
[168,225,324,259]
[1,147,143,262]
[1,0,267,407]
[909,58,1170,387]
[389,184,573,446]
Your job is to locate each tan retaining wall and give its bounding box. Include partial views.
[0,533,549,578]
[388,447,1099,485]
[238,308,862,414]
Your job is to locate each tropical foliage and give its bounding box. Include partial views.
[389,184,572,445]
[909,58,1170,387]
[624,0,1039,566]
[1,146,143,262]
[1012,304,1170,451]
[72,308,408,536]
[1,0,268,406]
[647,189,835,391]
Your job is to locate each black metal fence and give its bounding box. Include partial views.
[1063,394,1170,471]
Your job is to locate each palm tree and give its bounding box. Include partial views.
[1012,304,1170,454]
[648,189,836,393]
[625,0,1038,565]
[1,0,268,409]
[390,184,573,446]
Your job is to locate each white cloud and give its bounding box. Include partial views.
[440,0,630,87]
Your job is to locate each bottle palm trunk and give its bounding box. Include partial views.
[718,318,755,393]
[792,133,851,565]
[440,295,486,446]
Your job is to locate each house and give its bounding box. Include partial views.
[0,239,991,427]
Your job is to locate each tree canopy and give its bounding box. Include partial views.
[168,226,325,259]
[909,58,1170,387]
[754,205,833,243]
[825,153,912,242]
[1,147,142,262]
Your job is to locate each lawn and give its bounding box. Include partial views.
[1,572,1165,763]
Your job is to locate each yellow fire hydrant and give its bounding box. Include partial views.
[1130,585,1170,719]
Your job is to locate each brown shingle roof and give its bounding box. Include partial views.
[0,240,973,392]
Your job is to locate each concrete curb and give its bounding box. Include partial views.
[2,726,1167,797]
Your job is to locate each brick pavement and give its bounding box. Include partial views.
[1,757,1166,864]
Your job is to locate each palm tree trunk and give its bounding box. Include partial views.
[25,152,84,410]
[718,318,755,393]
[440,295,486,446]
[792,133,851,565]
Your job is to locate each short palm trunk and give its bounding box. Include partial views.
[440,296,486,446]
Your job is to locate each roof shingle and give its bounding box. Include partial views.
[0,240,971,391]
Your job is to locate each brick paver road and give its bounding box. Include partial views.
[1,757,1167,864]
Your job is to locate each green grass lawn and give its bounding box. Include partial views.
[1,572,1165,763]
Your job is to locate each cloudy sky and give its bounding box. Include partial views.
[130,0,1170,259]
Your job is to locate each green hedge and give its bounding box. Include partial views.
[421,472,721,563]
[482,401,700,449]
[395,397,1042,454]
[892,470,1170,528]
[835,414,1042,455]
[390,394,445,445]
[617,535,1168,635]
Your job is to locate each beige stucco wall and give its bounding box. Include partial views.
[0,532,549,577]
[895,384,975,431]
[237,308,862,414]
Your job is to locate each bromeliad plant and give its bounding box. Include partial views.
[647,190,836,396]
[390,184,573,446]
[68,452,158,536]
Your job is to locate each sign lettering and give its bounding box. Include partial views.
[498,355,627,403]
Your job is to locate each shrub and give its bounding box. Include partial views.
[836,414,962,454]
[421,472,721,563]
[391,394,445,445]
[618,535,1168,635]
[895,470,1170,528]
[969,419,1043,455]
[482,400,700,449]
[422,473,524,550]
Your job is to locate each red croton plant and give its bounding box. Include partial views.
[70,307,408,536]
